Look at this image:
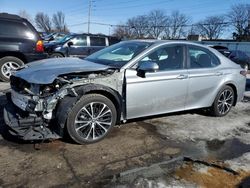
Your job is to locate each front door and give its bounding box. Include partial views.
[68,35,89,58]
[125,45,188,119]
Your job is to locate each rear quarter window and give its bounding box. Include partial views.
[188,46,220,69]
[0,19,36,39]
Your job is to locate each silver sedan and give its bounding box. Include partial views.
[4,40,247,144]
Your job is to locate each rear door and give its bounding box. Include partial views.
[186,45,224,109]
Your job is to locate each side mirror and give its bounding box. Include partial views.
[137,61,159,78]
[67,41,73,47]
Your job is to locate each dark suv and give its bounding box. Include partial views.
[44,34,120,58]
[0,13,47,81]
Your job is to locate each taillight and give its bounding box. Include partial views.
[240,70,247,77]
[36,40,44,52]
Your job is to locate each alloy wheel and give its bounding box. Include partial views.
[217,89,234,115]
[1,61,20,79]
[74,102,113,141]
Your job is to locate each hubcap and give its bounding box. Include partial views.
[217,89,234,115]
[1,61,20,78]
[74,102,112,141]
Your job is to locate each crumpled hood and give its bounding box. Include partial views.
[14,58,111,84]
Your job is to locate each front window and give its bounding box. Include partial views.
[138,45,184,71]
[85,41,152,68]
[69,36,87,46]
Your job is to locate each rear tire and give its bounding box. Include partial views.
[0,56,24,82]
[50,53,64,58]
[66,94,117,144]
[210,85,235,117]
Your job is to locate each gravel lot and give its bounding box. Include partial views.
[0,76,249,188]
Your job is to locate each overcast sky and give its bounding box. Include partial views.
[0,0,249,37]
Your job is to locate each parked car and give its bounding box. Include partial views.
[4,41,246,144]
[44,33,120,58]
[225,50,250,71]
[211,46,250,71]
[0,13,47,81]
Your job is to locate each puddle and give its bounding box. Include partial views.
[93,138,250,187]
[205,139,250,160]
[166,138,250,161]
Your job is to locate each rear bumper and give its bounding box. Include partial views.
[4,94,61,140]
[25,53,48,62]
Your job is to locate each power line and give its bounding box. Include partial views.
[68,22,88,27]
[82,21,239,29]
[94,0,173,11]
[94,0,148,8]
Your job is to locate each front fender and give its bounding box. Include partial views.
[56,84,123,129]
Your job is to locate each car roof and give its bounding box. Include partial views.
[125,39,214,49]
[0,13,24,21]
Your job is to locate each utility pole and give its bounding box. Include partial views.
[87,0,92,33]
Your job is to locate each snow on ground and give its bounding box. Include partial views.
[146,102,250,144]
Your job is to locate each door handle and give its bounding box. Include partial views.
[177,74,188,79]
[215,72,223,76]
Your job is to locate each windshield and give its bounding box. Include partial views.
[58,35,74,43]
[44,33,55,39]
[85,41,152,68]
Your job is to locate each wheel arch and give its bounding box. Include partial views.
[225,83,238,106]
[0,52,27,63]
[75,84,123,124]
[50,52,65,57]
[56,84,123,130]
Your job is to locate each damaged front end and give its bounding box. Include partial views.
[4,68,119,141]
[4,76,73,140]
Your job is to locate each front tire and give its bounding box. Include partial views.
[210,85,235,117]
[0,56,24,82]
[66,94,117,144]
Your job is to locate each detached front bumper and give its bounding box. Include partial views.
[3,93,61,141]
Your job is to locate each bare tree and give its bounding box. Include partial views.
[196,15,227,40]
[52,11,68,32]
[18,10,33,23]
[228,3,250,38]
[35,12,52,33]
[127,15,149,38]
[112,24,134,39]
[165,11,189,39]
[113,9,188,40]
[147,10,168,39]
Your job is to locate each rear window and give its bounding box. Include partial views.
[0,19,36,39]
[90,36,106,46]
